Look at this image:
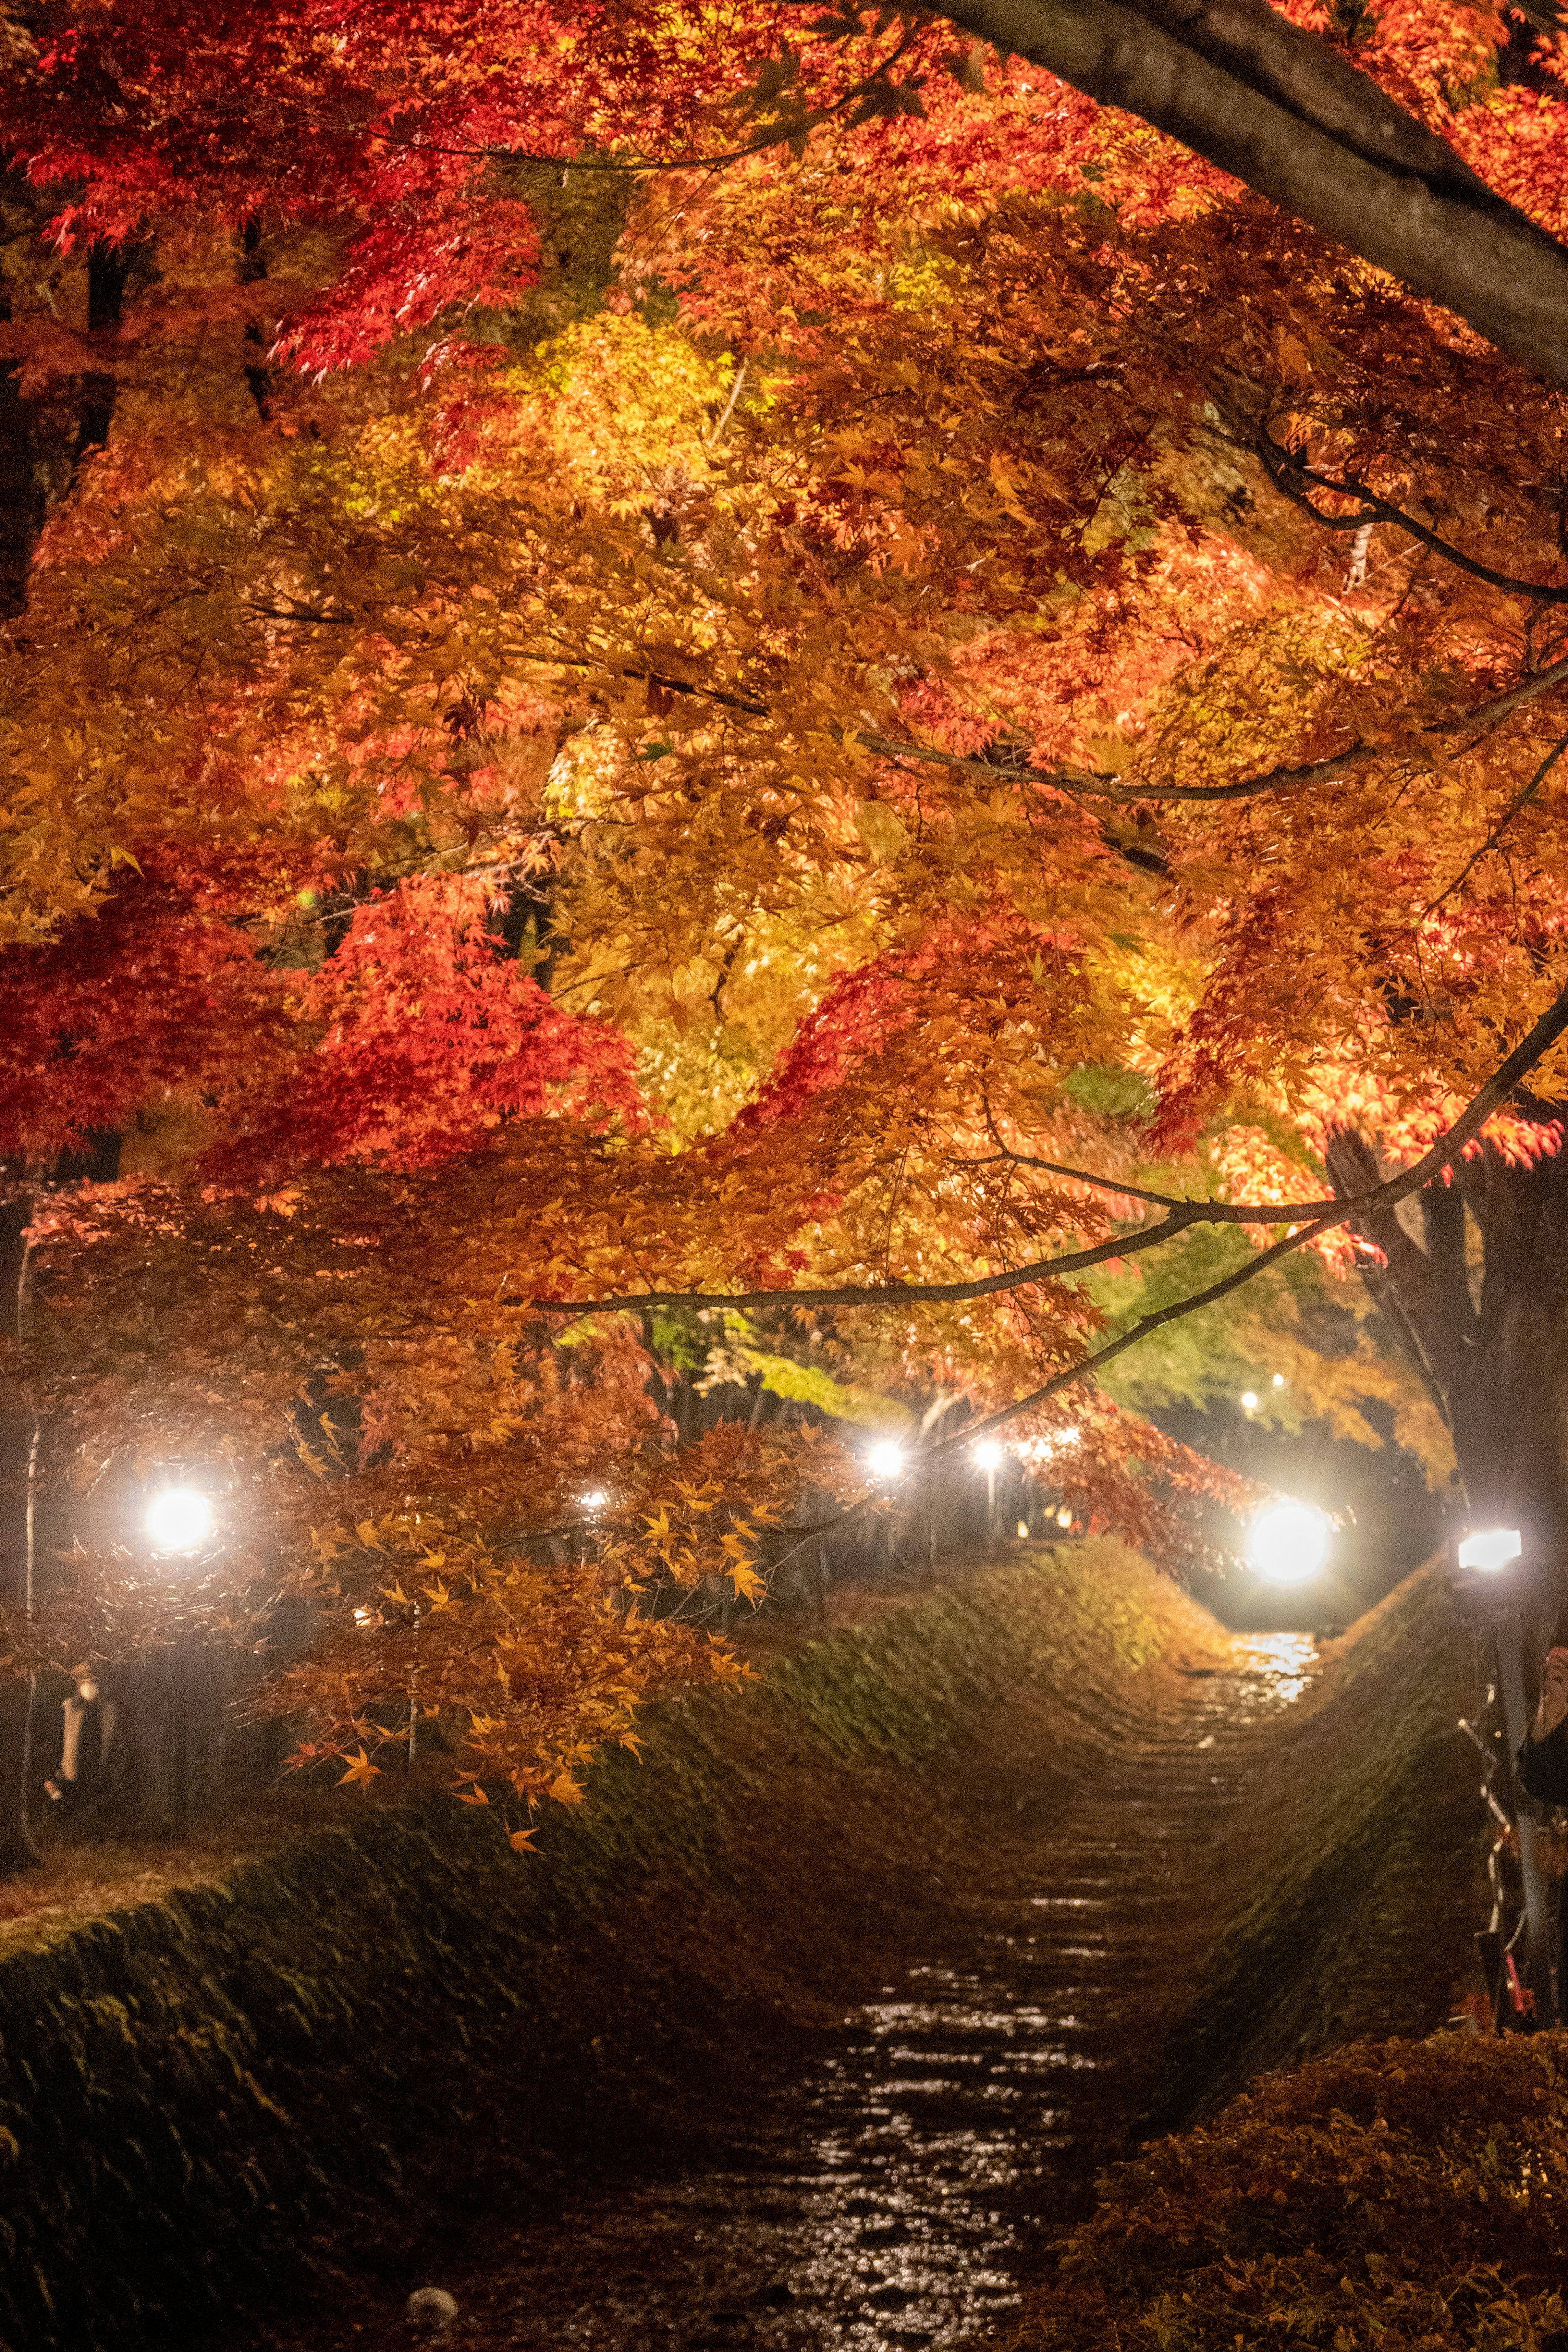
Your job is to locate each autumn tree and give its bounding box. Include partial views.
[3,0,1568,1855]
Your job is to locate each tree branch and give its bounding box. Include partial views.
[532,971,1568,1316]
[1254,430,1568,601]
[1425,725,1568,913]
[931,0,1568,388]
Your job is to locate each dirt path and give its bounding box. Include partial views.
[230,1627,1323,2352]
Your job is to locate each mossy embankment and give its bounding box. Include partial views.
[0,1544,1487,2352]
[1149,1560,1487,2125]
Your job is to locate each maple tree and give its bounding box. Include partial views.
[3,0,1568,1860]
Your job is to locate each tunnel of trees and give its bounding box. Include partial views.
[2,0,1568,1876]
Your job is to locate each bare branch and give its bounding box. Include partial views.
[1425,724,1568,913]
[1254,429,1568,601]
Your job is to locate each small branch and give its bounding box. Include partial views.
[535,1215,1202,1316]
[1255,428,1568,604]
[1424,725,1568,914]
[857,728,1374,805]
[706,360,748,447]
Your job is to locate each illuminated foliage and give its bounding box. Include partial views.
[4,0,1568,1813]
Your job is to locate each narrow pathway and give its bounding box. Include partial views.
[240,1632,1319,2352]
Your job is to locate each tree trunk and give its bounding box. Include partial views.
[1327,1117,1568,1565]
[1331,1116,1568,2018]
[0,1200,39,1874]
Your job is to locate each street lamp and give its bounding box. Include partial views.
[973,1439,1004,1543]
[1247,1499,1330,1586]
[1457,1527,1523,1575]
[143,1484,216,1843]
[145,1486,213,1555]
[866,1439,906,1481]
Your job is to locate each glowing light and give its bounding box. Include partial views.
[1016,1519,1030,1539]
[973,1440,1004,1470]
[1018,1429,1079,1465]
[866,1440,906,1479]
[1457,1526,1522,1575]
[1241,1390,1260,1412]
[145,1487,213,1555]
[1247,1499,1330,1586]
[1056,1505,1073,1529]
[580,1489,609,1512]
[1272,1374,1287,1389]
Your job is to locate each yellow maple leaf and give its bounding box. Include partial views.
[549,1771,586,1805]
[454,1781,490,1805]
[336,1747,381,1791]
[508,1826,539,1854]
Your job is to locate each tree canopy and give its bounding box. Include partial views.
[4,0,1568,1826]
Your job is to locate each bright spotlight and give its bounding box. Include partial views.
[1241,1390,1260,1412]
[1457,1526,1522,1575]
[1247,1499,1330,1586]
[867,1440,906,1480]
[145,1487,213,1555]
[973,1440,1004,1470]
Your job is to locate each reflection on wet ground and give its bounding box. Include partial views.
[322,1633,1323,2352]
[444,1927,1107,2349]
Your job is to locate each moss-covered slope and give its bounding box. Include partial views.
[1152,1562,1486,2124]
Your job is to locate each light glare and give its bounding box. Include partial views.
[580,1488,609,1512]
[1457,1526,1522,1575]
[867,1440,906,1479]
[1248,1499,1330,1586]
[146,1487,213,1555]
[973,1440,1004,1470]
[1241,1390,1260,1412]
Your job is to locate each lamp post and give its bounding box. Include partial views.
[145,1485,215,1842]
[1446,1517,1552,2023]
[866,1441,905,1579]
[973,1440,1003,1547]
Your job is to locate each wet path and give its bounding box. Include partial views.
[250,1633,1318,2352]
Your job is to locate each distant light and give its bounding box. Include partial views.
[145,1487,213,1555]
[973,1440,1004,1470]
[867,1440,906,1479]
[1056,1506,1073,1529]
[580,1489,609,1512]
[1272,1374,1287,1389]
[1248,1499,1330,1585]
[1016,1519,1030,1539]
[1457,1527,1522,1575]
[1241,1390,1260,1412]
